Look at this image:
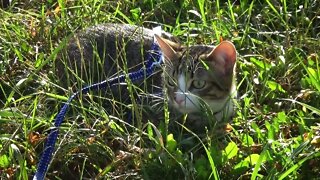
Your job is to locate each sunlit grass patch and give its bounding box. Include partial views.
[0,0,319,179]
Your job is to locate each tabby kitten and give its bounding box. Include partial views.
[56,23,237,130]
[155,35,237,127]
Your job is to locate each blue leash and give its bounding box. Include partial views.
[33,40,163,180]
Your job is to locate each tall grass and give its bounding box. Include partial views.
[0,0,319,179]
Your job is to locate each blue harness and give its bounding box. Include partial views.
[33,40,163,180]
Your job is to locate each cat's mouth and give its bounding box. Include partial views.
[176,106,196,114]
[171,92,200,114]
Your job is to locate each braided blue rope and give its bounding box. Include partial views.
[33,40,162,180]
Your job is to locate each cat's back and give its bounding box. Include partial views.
[56,23,162,86]
[71,23,155,59]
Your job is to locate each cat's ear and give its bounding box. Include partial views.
[155,34,180,61]
[206,41,236,75]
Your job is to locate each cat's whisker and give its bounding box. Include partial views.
[151,101,164,108]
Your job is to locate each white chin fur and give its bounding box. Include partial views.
[173,103,198,114]
[171,92,234,120]
[172,92,200,113]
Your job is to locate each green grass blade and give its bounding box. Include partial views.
[278,151,320,180]
[282,99,320,116]
[177,122,220,180]
[266,0,287,25]
[251,147,268,180]
[197,0,207,26]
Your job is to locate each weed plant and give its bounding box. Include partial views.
[0,0,319,179]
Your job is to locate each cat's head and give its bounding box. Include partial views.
[155,35,237,114]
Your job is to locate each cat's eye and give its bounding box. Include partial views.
[192,80,206,89]
[166,70,176,87]
[167,77,176,87]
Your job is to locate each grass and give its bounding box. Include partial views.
[0,0,320,179]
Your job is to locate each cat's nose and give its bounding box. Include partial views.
[175,98,185,105]
[174,95,185,105]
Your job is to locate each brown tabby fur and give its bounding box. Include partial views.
[55,23,237,133]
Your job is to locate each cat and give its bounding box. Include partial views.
[55,23,237,132]
[155,34,237,130]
